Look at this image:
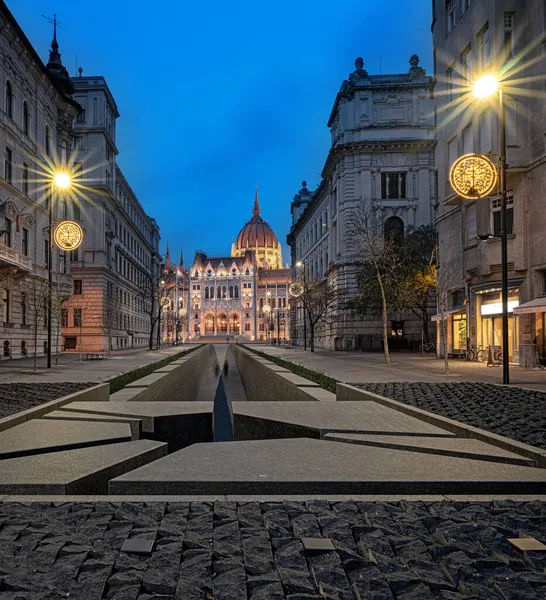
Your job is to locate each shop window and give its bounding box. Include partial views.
[391,321,404,337]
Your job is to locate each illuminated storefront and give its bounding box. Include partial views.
[476,289,520,363]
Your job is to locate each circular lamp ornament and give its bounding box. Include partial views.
[263,304,272,314]
[289,282,304,298]
[449,153,498,200]
[54,220,83,251]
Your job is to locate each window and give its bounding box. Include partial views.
[205,286,209,299]
[3,341,9,357]
[446,0,456,33]
[506,99,519,147]
[3,217,11,247]
[45,125,50,156]
[391,320,404,337]
[491,196,514,236]
[466,202,477,245]
[229,285,234,298]
[22,228,28,256]
[23,102,29,136]
[44,239,49,266]
[77,108,86,123]
[4,147,12,184]
[462,124,473,155]
[235,285,239,298]
[210,286,214,299]
[446,64,455,102]
[5,81,13,119]
[21,292,27,325]
[245,322,251,332]
[479,24,490,70]
[73,201,81,221]
[447,137,457,172]
[461,45,472,83]
[461,0,470,14]
[2,289,9,322]
[75,136,84,151]
[23,163,29,195]
[479,110,491,154]
[380,172,406,199]
[384,217,404,246]
[21,340,26,356]
[504,12,515,59]
[72,162,83,179]
[73,308,82,327]
[73,279,82,295]
[71,247,79,262]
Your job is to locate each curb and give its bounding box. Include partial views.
[0,383,109,433]
[337,383,546,469]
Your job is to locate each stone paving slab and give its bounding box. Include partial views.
[0,439,167,494]
[232,401,455,438]
[0,419,132,460]
[61,401,214,451]
[42,410,142,440]
[109,438,546,496]
[1,499,546,600]
[323,433,535,466]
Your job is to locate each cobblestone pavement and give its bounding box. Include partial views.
[0,500,546,599]
[354,383,546,451]
[0,382,94,418]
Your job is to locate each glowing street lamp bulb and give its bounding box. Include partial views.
[54,172,71,189]
[296,261,303,267]
[473,74,499,99]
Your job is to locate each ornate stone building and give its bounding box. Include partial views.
[288,57,436,350]
[188,191,290,342]
[433,0,546,367]
[0,2,79,359]
[159,246,188,345]
[61,76,161,352]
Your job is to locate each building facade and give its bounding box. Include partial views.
[288,56,436,350]
[159,246,188,345]
[62,76,161,352]
[433,0,546,367]
[188,192,290,342]
[0,2,79,360]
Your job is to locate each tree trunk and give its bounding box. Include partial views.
[108,332,112,358]
[439,296,450,374]
[33,322,38,371]
[55,321,60,365]
[422,310,430,345]
[376,272,390,365]
[309,322,315,353]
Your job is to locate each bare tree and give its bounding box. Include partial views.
[21,277,49,371]
[50,282,71,365]
[436,263,455,375]
[139,271,169,350]
[296,268,338,353]
[101,293,121,358]
[351,204,403,365]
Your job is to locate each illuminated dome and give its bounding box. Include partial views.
[232,189,283,269]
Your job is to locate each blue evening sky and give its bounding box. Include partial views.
[9,0,432,266]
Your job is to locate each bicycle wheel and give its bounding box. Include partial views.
[467,349,475,361]
[476,349,486,363]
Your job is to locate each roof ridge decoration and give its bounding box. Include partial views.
[253,186,260,217]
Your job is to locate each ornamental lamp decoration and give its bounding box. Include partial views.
[289,282,304,298]
[54,220,83,251]
[449,153,498,200]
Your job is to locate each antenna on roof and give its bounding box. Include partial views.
[41,13,61,30]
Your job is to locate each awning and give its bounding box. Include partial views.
[431,309,465,322]
[513,298,546,315]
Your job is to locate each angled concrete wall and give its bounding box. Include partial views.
[110,345,208,402]
[232,345,335,401]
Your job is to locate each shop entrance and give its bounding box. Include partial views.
[481,315,519,363]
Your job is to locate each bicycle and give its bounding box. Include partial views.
[419,341,436,354]
[465,344,486,362]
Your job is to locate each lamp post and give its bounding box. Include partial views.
[473,74,510,384]
[295,261,307,351]
[48,171,71,368]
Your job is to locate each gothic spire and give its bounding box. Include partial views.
[179,248,184,272]
[165,242,171,267]
[253,186,260,218]
[46,14,62,70]
[44,14,74,95]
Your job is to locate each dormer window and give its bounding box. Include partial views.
[207,269,212,276]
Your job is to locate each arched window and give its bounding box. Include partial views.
[23,101,29,136]
[45,125,50,156]
[259,298,264,310]
[194,270,198,277]
[232,268,236,276]
[245,268,250,275]
[217,286,221,299]
[384,216,404,247]
[210,286,214,299]
[283,297,287,308]
[235,285,239,298]
[5,81,12,119]
[205,286,209,299]
[222,286,227,298]
[229,285,234,298]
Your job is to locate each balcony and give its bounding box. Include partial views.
[0,243,32,273]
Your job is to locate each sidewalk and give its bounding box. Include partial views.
[0,344,192,383]
[251,345,546,392]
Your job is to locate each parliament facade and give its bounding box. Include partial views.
[187,192,290,342]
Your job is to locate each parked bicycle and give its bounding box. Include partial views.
[419,341,436,354]
[465,344,486,362]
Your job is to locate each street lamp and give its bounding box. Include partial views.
[47,170,72,368]
[292,261,307,350]
[472,73,510,384]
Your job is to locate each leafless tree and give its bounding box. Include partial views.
[436,263,456,375]
[51,282,71,365]
[139,271,169,350]
[21,277,49,371]
[296,268,339,353]
[100,293,122,358]
[351,204,404,365]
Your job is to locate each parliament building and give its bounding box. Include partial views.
[187,191,290,342]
